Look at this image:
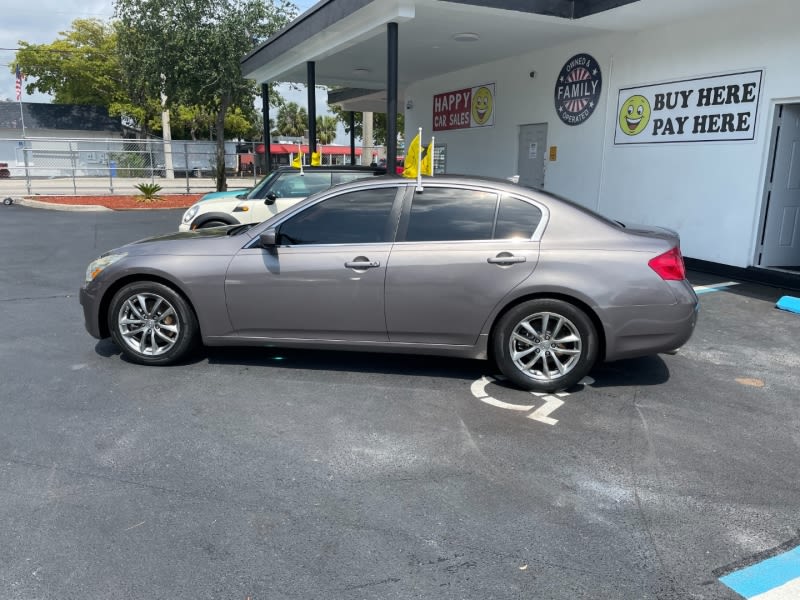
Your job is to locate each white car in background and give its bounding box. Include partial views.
[179,166,385,231]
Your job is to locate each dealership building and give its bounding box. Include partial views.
[242,0,799,279]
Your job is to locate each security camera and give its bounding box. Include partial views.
[529,71,536,79]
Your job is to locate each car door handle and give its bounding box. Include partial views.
[345,260,381,269]
[487,254,526,265]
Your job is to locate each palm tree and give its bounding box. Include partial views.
[316,115,338,144]
[274,102,308,137]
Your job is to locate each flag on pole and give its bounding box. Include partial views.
[311,150,321,166]
[420,137,435,177]
[15,65,24,102]
[291,153,303,168]
[402,129,421,179]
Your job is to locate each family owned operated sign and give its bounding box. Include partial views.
[615,70,763,144]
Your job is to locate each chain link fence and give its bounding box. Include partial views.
[0,138,254,196]
[0,137,388,196]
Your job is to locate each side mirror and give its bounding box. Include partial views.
[235,193,247,199]
[259,228,278,248]
[264,192,277,205]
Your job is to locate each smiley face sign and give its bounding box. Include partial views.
[471,86,494,126]
[618,95,651,136]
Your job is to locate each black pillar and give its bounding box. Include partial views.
[386,22,398,176]
[261,83,271,174]
[307,61,317,154]
[349,111,356,165]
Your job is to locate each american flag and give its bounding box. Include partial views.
[15,65,24,102]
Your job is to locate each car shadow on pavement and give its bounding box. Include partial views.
[95,340,671,390]
[204,346,487,383]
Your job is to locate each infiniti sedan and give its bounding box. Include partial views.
[80,176,698,392]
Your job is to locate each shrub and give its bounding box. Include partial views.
[135,182,163,202]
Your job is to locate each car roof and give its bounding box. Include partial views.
[275,165,387,174]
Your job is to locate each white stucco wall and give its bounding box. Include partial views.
[404,0,798,267]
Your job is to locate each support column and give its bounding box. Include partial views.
[386,22,398,176]
[362,112,373,166]
[349,111,356,166]
[261,83,271,174]
[307,61,317,154]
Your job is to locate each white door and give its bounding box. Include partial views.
[761,104,800,267]
[518,124,548,189]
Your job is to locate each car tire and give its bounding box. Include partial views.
[197,220,230,228]
[108,281,199,366]
[492,298,598,392]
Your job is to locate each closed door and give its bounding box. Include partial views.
[761,104,800,267]
[225,186,402,341]
[385,186,541,346]
[518,123,548,189]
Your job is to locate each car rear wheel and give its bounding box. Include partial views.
[493,299,598,392]
[108,281,198,365]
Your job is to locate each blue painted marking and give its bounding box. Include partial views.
[720,545,800,598]
[693,281,740,295]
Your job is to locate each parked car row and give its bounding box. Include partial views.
[81,174,698,392]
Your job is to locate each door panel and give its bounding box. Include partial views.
[762,105,800,267]
[225,244,391,340]
[385,241,539,345]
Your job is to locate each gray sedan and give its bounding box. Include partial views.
[80,176,698,392]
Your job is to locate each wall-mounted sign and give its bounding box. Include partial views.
[433,83,495,131]
[554,53,602,126]
[614,70,763,145]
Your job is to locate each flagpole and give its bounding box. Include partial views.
[16,65,31,194]
[298,142,304,176]
[430,136,435,178]
[415,127,422,191]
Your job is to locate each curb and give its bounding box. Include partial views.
[17,198,112,212]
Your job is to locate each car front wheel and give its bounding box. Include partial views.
[108,281,198,365]
[493,299,598,392]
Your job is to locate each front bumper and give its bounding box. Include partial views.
[79,284,104,339]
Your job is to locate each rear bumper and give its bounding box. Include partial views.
[602,281,699,362]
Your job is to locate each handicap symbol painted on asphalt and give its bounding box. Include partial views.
[470,375,595,425]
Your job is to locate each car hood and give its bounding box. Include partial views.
[198,189,249,202]
[112,226,248,256]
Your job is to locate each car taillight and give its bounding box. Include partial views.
[648,247,686,280]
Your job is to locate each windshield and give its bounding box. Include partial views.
[245,170,281,200]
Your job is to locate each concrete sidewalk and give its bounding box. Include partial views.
[0,175,255,197]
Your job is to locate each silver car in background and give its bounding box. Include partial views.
[80,176,698,392]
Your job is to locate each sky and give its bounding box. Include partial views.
[0,0,347,142]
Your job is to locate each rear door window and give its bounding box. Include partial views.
[403,187,497,242]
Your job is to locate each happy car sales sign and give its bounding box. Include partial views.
[433,83,495,131]
[614,70,763,144]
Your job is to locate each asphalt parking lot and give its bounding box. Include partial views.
[1,204,798,600]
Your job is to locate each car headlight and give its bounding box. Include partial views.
[85,253,127,283]
[182,204,200,223]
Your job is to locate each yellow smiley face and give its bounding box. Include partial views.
[619,95,651,136]
[471,86,493,125]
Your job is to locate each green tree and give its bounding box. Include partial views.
[328,105,404,147]
[274,102,308,137]
[316,115,338,144]
[115,0,296,190]
[12,19,128,107]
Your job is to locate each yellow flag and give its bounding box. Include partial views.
[311,151,321,166]
[420,140,434,176]
[291,153,303,168]
[402,131,420,179]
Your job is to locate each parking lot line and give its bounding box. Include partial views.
[719,545,800,599]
